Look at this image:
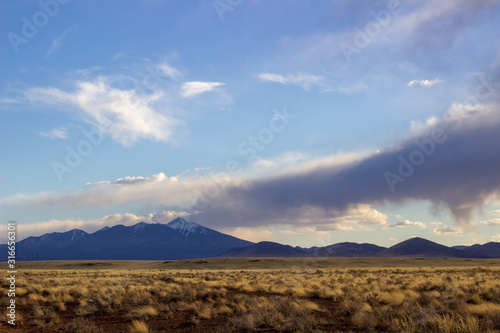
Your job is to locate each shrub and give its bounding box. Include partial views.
[129,305,158,319]
[128,320,149,333]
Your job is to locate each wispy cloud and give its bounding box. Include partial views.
[253,151,308,170]
[158,63,181,79]
[43,26,76,59]
[87,172,171,186]
[274,0,498,74]
[258,73,323,90]
[26,77,179,146]
[37,127,68,139]
[408,79,443,87]
[180,81,225,98]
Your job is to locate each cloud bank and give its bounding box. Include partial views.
[193,102,500,229]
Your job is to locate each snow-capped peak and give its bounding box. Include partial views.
[70,230,86,241]
[133,222,148,233]
[167,217,206,237]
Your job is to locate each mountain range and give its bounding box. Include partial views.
[1,218,499,261]
[1,218,252,261]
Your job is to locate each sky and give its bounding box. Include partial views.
[1,0,500,247]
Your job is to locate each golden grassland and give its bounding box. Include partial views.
[2,258,500,332]
[12,257,500,270]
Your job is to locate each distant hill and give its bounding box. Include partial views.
[377,237,486,258]
[307,242,386,257]
[451,245,469,251]
[461,242,500,258]
[0,218,253,261]
[219,241,306,257]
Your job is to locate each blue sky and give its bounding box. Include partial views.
[1,0,500,247]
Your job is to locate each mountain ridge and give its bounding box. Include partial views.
[0,219,253,261]
[1,220,499,260]
[376,237,488,258]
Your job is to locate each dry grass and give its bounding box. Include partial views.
[65,318,104,333]
[2,260,500,332]
[129,305,158,319]
[128,320,149,333]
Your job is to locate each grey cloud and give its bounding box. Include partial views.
[412,0,498,48]
[194,103,500,229]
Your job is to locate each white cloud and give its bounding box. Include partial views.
[180,81,225,98]
[253,151,308,170]
[37,127,68,139]
[310,204,388,231]
[266,150,373,178]
[446,103,500,131]
[157,63,181,79]
[481,218,500,227]
[1,210,187,243]
[432,223,463,236]
[410,102,500,137]
[388,220,426,229]
[26,77,179,146]
[410,116,439,135]
[491,235,500,242]
[408,79,443,87]
[194,167,211,172]
[0,97,21,105]
[87,172,171,186]
[258,73,323,90]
